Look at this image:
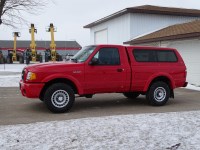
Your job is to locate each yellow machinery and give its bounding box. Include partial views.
[29,24,37,61]
[12,32,20,61]
[46,23,56,61]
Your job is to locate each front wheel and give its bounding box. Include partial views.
[44,83,75,113]
[146,81,170,106]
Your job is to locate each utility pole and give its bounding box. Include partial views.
[12,32,20,61]
[29,24,37,61]
[46,23,56,61]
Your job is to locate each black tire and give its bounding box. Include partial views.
[26,57,30,64]
[44,83,75,113]
[19,56,24,64]
[123,92,140,99]
[7,57,12,64]
[39,97,44,102]
[146,81,170,106]
[0,58,3,64]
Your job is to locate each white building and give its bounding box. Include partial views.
[84,5,200,86]
[84,5,200,45]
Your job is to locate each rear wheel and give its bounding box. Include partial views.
[44,83,75,113]
[146,81,170,106]
[123,92,140,99]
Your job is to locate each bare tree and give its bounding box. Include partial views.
[0,0,50,28]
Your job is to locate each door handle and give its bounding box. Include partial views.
[117,68,124,72]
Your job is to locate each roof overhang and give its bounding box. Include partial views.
[84,5,200,28]
[124,32,200,45]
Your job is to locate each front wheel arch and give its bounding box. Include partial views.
[39,78,78,101]
[44,83,75,113]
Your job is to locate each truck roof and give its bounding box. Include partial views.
[92,44,176,51]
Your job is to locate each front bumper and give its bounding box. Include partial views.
[19,80,45,98]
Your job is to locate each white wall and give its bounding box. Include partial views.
[89,13,199,45]
[130,13,199,40]
[90,14,131,44]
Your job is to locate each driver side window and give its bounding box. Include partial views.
[93,48,120,65]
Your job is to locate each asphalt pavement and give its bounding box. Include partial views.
[0,87,200,125]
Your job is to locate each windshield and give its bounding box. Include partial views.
[71,46,96,62]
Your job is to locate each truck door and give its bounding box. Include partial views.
[84,47,129,93]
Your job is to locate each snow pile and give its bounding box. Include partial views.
[0,64,26,72]
[0,64,24,87]
[185,84,200,91]
[1,111,200,149]
[0,75,21,87]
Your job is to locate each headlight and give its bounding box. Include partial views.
[26,72,37,81]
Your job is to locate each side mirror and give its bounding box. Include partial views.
[89,58,99,65]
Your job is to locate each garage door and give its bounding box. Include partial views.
[94,29,108,44]
[169,40,200,86]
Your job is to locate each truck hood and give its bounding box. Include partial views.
[25,61,84,73]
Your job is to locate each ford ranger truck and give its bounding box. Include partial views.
[20,45,187,113]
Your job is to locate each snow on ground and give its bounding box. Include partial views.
[1,111,200,150]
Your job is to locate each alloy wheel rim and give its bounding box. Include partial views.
[51,90,69,108]
[154,87,166,102]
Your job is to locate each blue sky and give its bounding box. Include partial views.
[1,0,200,46]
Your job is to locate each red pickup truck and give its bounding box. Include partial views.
[20,45,187,113]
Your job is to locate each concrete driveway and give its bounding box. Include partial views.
[0,87,200,125]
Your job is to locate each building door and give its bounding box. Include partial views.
[94,29,108,44]
[169,40,200,86]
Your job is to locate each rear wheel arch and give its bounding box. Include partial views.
[145,76,175,105]
[39,78,78,101]
[145,75,174,92]
[146,81,170,106]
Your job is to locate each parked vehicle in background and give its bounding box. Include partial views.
[0,49,25,64]
[20,45,187,113]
